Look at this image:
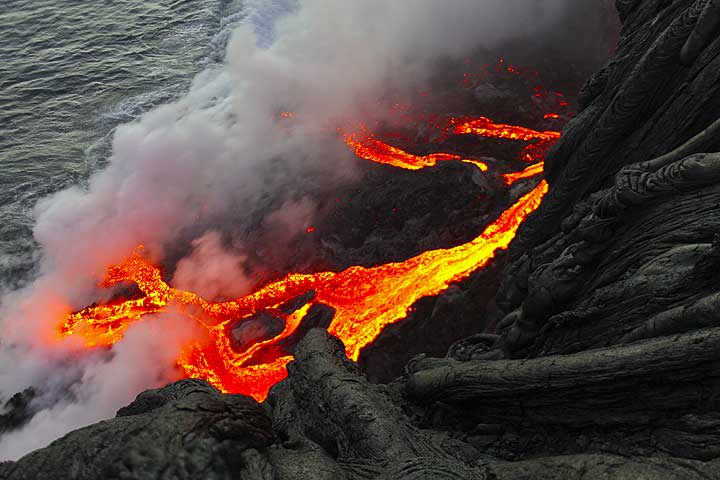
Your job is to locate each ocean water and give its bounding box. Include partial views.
[0,0,253,291]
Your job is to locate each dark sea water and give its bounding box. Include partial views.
[0,0,248,291]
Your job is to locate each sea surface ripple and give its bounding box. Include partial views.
[0,0,247,291]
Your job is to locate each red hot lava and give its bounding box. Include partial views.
[57,69,560,401]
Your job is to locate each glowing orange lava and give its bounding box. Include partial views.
[343,128,488,171]
[502,161,545,185]
[343,116,558,172]
[59,99,559,400]
[61,181,548,401]
[446,116,561,142]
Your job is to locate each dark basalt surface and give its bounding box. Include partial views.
[4,0,720,478]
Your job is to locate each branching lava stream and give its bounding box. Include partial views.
[59,113,556,401]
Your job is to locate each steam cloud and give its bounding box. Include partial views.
[0,0,615,459]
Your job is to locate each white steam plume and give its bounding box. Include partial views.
[0,0,610,459]
[171,231,252,301]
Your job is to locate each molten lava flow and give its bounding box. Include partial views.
[502,161,545,185]
[343,115,559,171]
[59,94,561,401]
[61,181,548,401]
[460,159,490,171]
[446,116,561,143]
[343,129,488,171]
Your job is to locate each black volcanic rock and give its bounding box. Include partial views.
[0,389,34,435]
[0,380,272,480]
[230,312,286,352]
[491,0,720,359]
